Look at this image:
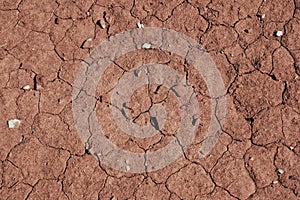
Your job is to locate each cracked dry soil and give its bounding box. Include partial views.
[0,0,300,199]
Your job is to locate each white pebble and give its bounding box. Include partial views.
[82,38,93,49]
[8,119,21,128]
[142,43,151,49]
[289,146,294,150]
[125,160,130,171]
[98,19,106,29]
[272,180,278,184]
[277,169,284,174]
[137,22,144,28]
[261,14,265,19]
[125,164,131,171]
[22,85,31,90]
[275,31,283,37]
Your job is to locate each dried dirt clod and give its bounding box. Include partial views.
[35,85,43,90]
[142,43,151,49]
[7,119,21,128]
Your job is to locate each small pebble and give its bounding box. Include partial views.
[272,180,278,184]
[97,19,106,29]
[125,160,130,171]
[277,169,284,174]
[8,119,21,129]
[275,31,283,37]
[82,38,93,49]
[257,14,265,21]
[142,43,151,49]
[22,85,31,90]
[134,69,141,77]
[137,22,144,28]
[125,164,131,171]
[289,146,294,150]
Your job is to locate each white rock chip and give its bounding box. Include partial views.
[8,119,21,128]
[272,180,278,184]
[275,31,283,37]
[137,22,144,28]
[125,164,131,171]
[142,43,151,49]
[257,14,265,21]
[82,38,93,49]
[125,160,131,171]
[277,169,284,174]
[289,146,294,150]
[98,19,106,29]
[22,85,31,90]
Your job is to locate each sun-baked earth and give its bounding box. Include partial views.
[0,0,300,199]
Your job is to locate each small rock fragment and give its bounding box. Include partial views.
[137,22,144,28]
[34,75,45,90]
[81,38,93,49]
[142,43,151,49]
[275,31,283,37]
[277,169,284,174]
[22,85,31,90]
[289,146,294,150]
[125,164,130,171]
[272,180,278,184]
[133,69,141,77]
[7,119,21,129]
[257,14,265,21]
[97,19,106,29]
[125,160,130,171]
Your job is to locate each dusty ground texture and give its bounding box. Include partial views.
[0,0,300,199]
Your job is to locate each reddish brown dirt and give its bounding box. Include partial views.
[0,0,300,199]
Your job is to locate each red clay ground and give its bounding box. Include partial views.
[1,0,300,199]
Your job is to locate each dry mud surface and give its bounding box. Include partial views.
[0,0,300,199]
